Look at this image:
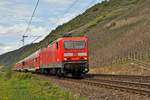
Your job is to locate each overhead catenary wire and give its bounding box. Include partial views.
[33,0,98,43]
[67,0,98,33]
[87,0,98,8]
[63,0,97,17]
[21,0,40,46]
[24,0,40,34]
[57,0,80,25]
[30,35,42,43]
[31,0,80,44]
[62,0,80,16]
[25,0,99,44]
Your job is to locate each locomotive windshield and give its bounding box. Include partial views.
[64,40,86,49]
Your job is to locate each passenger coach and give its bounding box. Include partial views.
[15,36,89,77]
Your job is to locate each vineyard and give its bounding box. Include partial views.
[86,0,150,68]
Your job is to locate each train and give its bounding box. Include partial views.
[15,36,89,77]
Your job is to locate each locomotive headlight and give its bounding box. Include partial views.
[84,57,87,60]
[64,53,73,57]
[57,59,60,61]
[85,68,88,71]
[64,58,67,60]
[78,53,87,56]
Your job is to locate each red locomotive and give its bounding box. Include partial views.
[15,36,89,77]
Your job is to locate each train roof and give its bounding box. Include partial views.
[17,49,41,64]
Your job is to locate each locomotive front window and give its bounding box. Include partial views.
[64,40,86,49]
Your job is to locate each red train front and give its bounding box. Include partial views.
[15,36,89,77]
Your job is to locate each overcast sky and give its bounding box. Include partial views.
[0,0,103,55]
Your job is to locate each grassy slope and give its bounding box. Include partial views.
[0,64,3,68]
[0,72,87,100]
[0,0,150,67]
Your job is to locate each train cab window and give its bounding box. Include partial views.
[64,40,86,49]
[56,42,59,49]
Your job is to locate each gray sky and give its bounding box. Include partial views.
[0,0,103,55]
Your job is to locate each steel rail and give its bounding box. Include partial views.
[71,79,150,96]
[87,74,150,82]
[87,78,150,89]
[87,74,150,79]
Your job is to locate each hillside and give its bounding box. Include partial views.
[0,0,150,68]
[0,64,3,70]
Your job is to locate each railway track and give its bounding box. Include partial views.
[37,73,150,96]
[75,79,150,96]
[86,74,150,83]
[66,74,150,96]
[87,78,150,89]
[66,78,150,96]
[37,74,150,100]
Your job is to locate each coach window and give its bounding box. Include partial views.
[56,42,59,49]
[35,58,38,62]
[22,62,25,66]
